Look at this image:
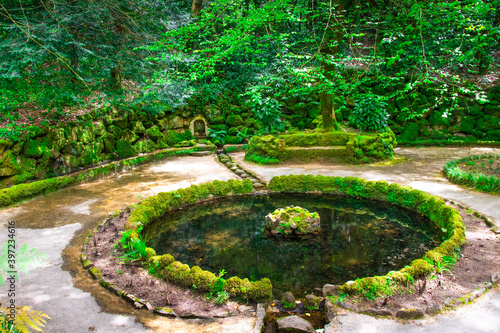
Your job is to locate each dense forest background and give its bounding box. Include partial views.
[0,0,499,139]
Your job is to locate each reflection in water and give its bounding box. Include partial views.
[146,194,441,297]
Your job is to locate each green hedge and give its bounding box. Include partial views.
[125,178,273,302]
[398,139,500,147]
[444,154,500,194]
[267,174,465,295]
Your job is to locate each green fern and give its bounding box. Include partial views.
[0,306,50,333]
[0,242,47,286]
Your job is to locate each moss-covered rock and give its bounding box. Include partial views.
[0,150,21,176]
[115,140,136,158]
[133,139,157,154]
[107,125,123,138]
[102,133,116,153]
[190,266,217,291]
[146,126,162,141]
[23,139,47,158]
[164,261,192,287]
[226,115,244,127]
[121,129,139,144]
[265,206,320,235]
[398,122,420,142]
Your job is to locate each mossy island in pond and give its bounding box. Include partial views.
[265,205,321,235]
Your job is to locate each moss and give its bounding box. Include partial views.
[0,175,76,208]
[0,150,21,176]
[121,129,139,144]
[144,248,156,261]
[398,122,420,142]
[226,115,244,127]
[89,267,103,279]
[23,139,48,158]
[401,259,434,277]
[224,276,252,298]
[164,261,192,287]
[133,139,157,154]
[107,125,123,138]
[190,266,217,291]
[248,278,272,301]
[146,126,162,141]
[115,140,136,158]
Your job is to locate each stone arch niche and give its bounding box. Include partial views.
[189,115,208,139]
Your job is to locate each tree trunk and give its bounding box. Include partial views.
[319,0,343,131]
[191,0,203,16]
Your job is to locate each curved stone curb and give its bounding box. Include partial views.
[321,200,500,319]
[216,153,266,190]
[81,215,179,316]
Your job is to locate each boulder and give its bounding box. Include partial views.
[276,315,314,333]
[266,206,320,235]
[281,292,296,310]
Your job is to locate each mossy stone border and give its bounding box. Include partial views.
[125,178,273,302]
[266,174,466,295]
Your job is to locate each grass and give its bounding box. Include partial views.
[444,154,500,194]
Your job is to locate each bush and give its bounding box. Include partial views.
[349,94,388,131]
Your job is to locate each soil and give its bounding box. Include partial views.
[85,200,499,320]
[85,210,256,319]
[459,157,500,178]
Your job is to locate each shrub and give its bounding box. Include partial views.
[349,94,388,131]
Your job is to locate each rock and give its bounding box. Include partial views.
[426,303,442,315]
[134,302,145,309]
[303,294,320,311]
[322,284,340,297]
[250,178,259,183]
[337,301,357,311]
[444,298,463,307]
[253,183,266,190]
[276,315,314,333]
[0,151,21,176]
[265,206,321,235]
[145,302,154,311]
[324,298,336,323]
[491,272,500,284]
[190,151,212,156]
[168,116,184,129]
[253,304,266,333]
[265,303,280,315]
[281,292,297,310]
[396,308,425,319]
[239,173,248,178]
[485,282,493,290]
[154,307,176,317]
[324,322,335,333]
[361,308,392,316]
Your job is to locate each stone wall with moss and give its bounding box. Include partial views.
[0,106,213,189]
[335,83,500,143]
[245,131,396,164]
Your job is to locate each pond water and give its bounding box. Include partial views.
[145,193,441,297]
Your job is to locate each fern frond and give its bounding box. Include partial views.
[5,306,51,333]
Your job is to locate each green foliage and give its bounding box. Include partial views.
[208,129,227,145]
[0,305,50,333]
[444,154,500,193]
[245,92,285,132]
[349,94,388,131]
[116,234,149,263]
[0,242,46,286]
